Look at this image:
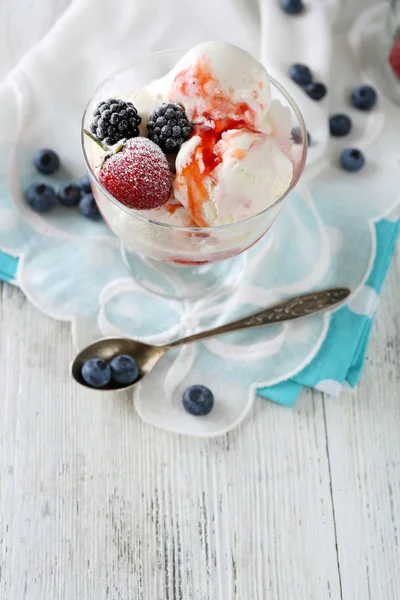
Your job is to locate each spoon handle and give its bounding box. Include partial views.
[165,287,350,350]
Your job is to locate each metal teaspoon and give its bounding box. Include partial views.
[71,287,350,391]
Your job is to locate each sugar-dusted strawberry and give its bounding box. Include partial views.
[99,137,172,210]
[389,36,400,79]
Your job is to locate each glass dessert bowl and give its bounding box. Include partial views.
[82,46,307,298]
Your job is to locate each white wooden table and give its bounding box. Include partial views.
[1,3,399,598]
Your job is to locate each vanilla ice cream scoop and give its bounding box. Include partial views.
[140,197,197,227]
[174,129,294,227]
[167,42,271,130]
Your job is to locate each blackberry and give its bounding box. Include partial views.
[90,98,141,146]
[147,103,192,152]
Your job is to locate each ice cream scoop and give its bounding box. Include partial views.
[174,129,294,226]
[167,41,271,130]
[141,197,197,227]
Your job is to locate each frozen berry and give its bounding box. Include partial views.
[329,114,352,137]
[99,137,172,210]
[340,148,365,172]
[147,103,192,152]
[109,355,140,385]
[182,385,214,416]
[58,183,81,207]
[280,0,304,14]
[351,85,377,111]
[33,149,60,175]
[90,98,141,146]
[289,64,312,86]
[80,175,92,194]
[389,37,400,78]
[305,82,327,101]
[25,183,57,213]
[81,358,111,388]
[79,193,102,220]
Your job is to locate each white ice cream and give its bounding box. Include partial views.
[259,99,293,156]
[174,129,294,226]
[126,86,161,137]
[140,197,197,227]
[89,42,295,232]
[167,42,271,129]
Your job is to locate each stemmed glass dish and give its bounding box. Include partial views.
[82,49,307,298]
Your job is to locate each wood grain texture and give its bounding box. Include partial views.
[324,246,400,600]
[0,1,399,598]
[0,282,344,599]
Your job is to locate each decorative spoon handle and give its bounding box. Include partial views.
[165,287,350,349]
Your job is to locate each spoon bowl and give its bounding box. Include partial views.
[71,337,165,391]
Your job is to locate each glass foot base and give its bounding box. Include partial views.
[121,245,248,299]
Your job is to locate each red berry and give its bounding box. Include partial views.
[99,137,172,210]
[389,37,400,79]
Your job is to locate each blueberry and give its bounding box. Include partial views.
[280,0,304,14]
[340,148,365,172]
[305,82,327,101]
[58,183,81,207]
[329,113,352,137]
[25,183,57,213]
[33,149,60,175]
[109,355,140,385]
[81,358,111,388]
[80,175,92,194]
[79,193,102,220]
[351,85,377,111]
[289,64,312,86]
[182,385,214,416]
[291,127,311,146]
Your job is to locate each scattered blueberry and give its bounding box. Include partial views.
[33,149,60,175]
[329,113,352,137]
[289,64,312,86]
[291,127,311,146]
[58,183,81,207]
[147,103,192,152]
[80,175,92,194]
[182,385,214,416]
[25,183,57,213]
[81,358,111,388]
[109,355,140,385]
[305,82,327,101]
[280,0,304,14]
[351,85,377,111]
[79,193,102,220]
[340,148,365,172]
